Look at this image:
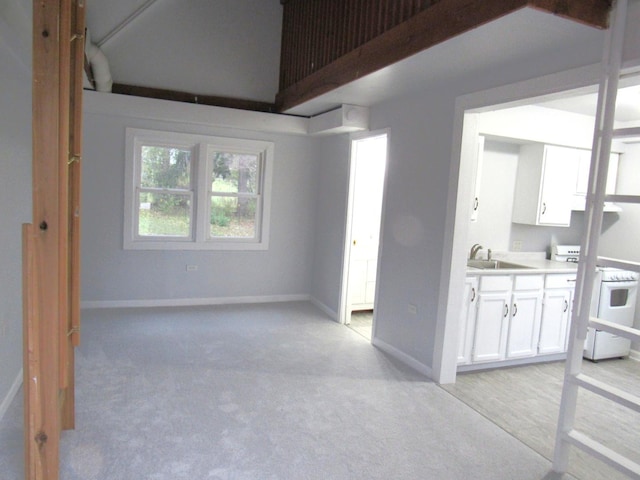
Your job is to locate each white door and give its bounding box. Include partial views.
[506,290,543,358]
[539,288,571,354]
[472,291,510,363]
[538,146,579,225]
[457,276,478,364]
[343,133,387,321]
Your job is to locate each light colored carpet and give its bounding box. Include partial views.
[442,359,640,480]
[1,302,570,479]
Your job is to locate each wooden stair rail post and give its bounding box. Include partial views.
[25,0,81,478]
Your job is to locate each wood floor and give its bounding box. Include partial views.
[347,310,373,341]
[441,358,640,480]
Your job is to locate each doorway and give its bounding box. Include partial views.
[340,131,388,340]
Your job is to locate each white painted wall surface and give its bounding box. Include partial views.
[0,0,31,416]
[81,95,319,305]
[87,0,283,103]
[309,135,351,318]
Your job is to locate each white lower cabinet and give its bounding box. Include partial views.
[538,274,576,354]
[471,275,511,363]
[462,272,572,367]
[506,275,544,359]
[457,276,478,365]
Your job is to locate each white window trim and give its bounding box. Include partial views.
[124,128,273,250]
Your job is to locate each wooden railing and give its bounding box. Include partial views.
[276,0,611,112]
[279,0,440,92]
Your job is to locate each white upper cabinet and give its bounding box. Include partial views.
[470,135,485,222]
[512,144,580,227]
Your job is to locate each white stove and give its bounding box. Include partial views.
[553,245,638,361]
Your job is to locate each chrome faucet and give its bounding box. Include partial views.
[469,243,483,260]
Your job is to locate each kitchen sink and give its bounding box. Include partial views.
[466,259,532,270]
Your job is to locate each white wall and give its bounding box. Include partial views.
[310,134,351,317]
[88,0,283,103]
[81,94,319,306]
[0,0,31,417]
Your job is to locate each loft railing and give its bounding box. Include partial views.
[276,0,610,113]
[279,0,439,93]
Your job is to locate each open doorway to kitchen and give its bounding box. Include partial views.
[340,131,388,341]
[436,70,640,480]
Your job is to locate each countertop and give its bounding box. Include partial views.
[466,252,578,275]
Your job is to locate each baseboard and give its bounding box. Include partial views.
[629,348,640,362]
[0,369,22,422]
[309,297,338,322]
[372,336,433,379]
[81,294,311,309]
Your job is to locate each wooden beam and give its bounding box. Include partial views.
[529,0,611,28]
[275,0,610,112]
[110,83,278,113]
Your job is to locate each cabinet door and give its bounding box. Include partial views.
[539,288,572,354]
[470,136,485,222]
[538,146,579,226]
[506,290,543,358]
[472,291,509,363]
[457,277,478,365]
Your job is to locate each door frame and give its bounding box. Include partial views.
[339,129,390,328]
[433,63,611,384]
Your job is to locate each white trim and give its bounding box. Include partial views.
[0,369,22,422]
[372,337,433,379]
[338,129,390,326]
[84,90,309,135]
[629,349,640,362]
[81,294,311,310]
[124,128,274,251]
[310,297,339,322]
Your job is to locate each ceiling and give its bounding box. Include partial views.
[84,1,639,122]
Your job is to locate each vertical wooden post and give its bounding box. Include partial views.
[61,0,85,430]
[26,0,79,477]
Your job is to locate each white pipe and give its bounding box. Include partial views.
[85,28,113,93]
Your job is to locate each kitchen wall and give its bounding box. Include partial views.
[0,0,31,418]
[81,93,319,305]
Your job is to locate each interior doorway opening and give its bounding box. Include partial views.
[340,131,388,341]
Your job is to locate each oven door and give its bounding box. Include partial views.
[586,279,638,360]
[597,279,638,326]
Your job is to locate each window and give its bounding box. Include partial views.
[124,129,273,250]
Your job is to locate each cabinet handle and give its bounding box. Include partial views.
[542,202,547,215]
[473,197,479,211]
[470,287,476,302]
[504,304,509,318]
[564,299,568,313]
[512,303,518,317]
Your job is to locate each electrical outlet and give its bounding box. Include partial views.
[408,304,417,315]
[186,265,198,272]
[512,240,523,252]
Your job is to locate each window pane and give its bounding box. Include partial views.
[141,146,191,189]
[211,152,258,194]
[210,196,257,238]
[138,192,191,237]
